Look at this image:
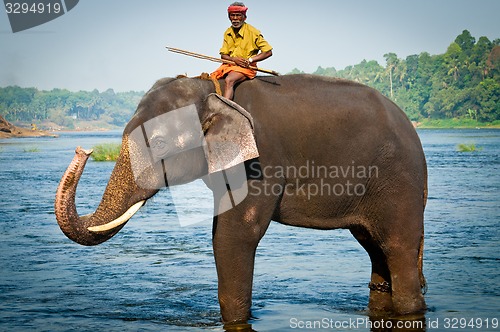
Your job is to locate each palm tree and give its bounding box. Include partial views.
[444,42,462,83]
[384,53,399,99]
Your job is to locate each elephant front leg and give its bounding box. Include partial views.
[212,208,272,325]
[213,224,255,323]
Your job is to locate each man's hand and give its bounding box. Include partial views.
[233,57,250,68]
[221,54,255,68]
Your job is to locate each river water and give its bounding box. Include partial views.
[0,129,498,331]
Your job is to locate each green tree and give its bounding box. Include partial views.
[474,78,500,121]
[444,42,462,83]
[384,52,399,99]
[455,30,475,56]
[288,68,305,74]
[472,36,493,80]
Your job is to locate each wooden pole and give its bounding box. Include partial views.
[166,47,280,76]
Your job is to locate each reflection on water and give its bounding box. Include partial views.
[0,129,498,331]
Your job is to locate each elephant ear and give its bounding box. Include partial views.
[202,93,259,174]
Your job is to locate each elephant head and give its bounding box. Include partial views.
[55,78,258,246]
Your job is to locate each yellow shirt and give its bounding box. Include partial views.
[219,23,273,59]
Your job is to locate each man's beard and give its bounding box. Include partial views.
[231,20,244,28]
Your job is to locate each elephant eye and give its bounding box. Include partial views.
[149,135,169,160]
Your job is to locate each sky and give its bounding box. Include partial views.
[1,0,499,92]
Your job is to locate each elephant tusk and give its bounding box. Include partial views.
[87,200,145,233]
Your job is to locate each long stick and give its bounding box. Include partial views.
[166,46,279,76]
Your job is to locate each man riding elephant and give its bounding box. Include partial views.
[211,2,273,100]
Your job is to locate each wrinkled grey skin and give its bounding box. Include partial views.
[55,74,427,325]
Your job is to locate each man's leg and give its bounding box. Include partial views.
[224,71,247,100]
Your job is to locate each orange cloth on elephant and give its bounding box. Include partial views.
[210,63,257,80]
[210,22,272,80]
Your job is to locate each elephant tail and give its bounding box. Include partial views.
[423,156,428,211]
[420,156,428,294]
[418,234,427,294]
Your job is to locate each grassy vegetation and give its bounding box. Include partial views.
[91,143,121,161]
[23,146,40,153]
[457,143,483,152]
[418,118,500,129]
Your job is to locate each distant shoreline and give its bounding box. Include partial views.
[414,119,500,129]
[2,117,499,140]
[0,116,58,139]
[0,128,59,139]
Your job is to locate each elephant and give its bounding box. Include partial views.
[55,74,427,326]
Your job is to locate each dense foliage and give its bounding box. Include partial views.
[290,30,499,122]
[0,87,143,129]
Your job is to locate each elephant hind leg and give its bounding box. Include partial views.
[385,207,427,316]
[385,244,427,316]
[350,222,426,317]
[349,226,394,315]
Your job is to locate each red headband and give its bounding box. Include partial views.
[228,5,248,14]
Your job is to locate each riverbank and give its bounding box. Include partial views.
[0,115,58,138]
[4,116,500,137]
[416,118,500,129]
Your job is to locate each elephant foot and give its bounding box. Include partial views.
[391,293,427,317]
[223,322,255,332]
[368,285,426,318]
[369,294,426,328]
[368,285,394,315]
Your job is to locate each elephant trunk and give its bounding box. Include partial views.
[55,144,157,246]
